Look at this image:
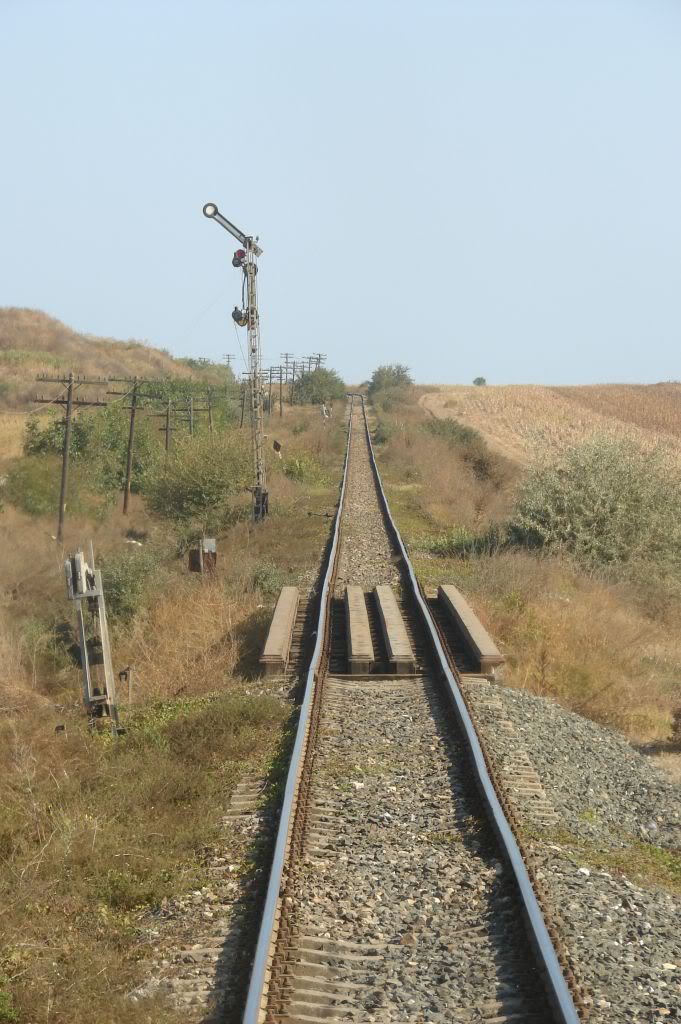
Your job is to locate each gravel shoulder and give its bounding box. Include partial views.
[463,678,681,1023]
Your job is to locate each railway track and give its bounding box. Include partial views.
[243,397,583,1023]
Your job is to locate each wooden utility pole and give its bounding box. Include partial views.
[207,389,214,434]
[281,353,293,407]
[165,401,172,450]
[34,373,108,542]
[123,378,138,513]
[153,400,174,452]
[279,365,283,417]
[108,377,161,514]
[59,374,75,542]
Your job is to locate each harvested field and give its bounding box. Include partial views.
[420,383,681,466]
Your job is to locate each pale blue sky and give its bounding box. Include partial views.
[1,0,680,384]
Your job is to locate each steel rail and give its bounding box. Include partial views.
[360,397,581,1024]
[243,393,581,1024]
[242,397,356,1024]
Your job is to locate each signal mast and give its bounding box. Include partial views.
[203,202,268,522]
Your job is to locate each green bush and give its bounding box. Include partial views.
[142,432,250,533]
[100,546,164,620]
[368,364,413,394]
[372,419,394,445]
[283,454,326,485]
[0,978,18,1023]
[423,417,500,482]
[4,456,113,519]
[291,367,346,405]
[424,417,478,446]
[424,524,504,558]
[24,407,161,494]
[508,436,681,572]
[251,561,287,596]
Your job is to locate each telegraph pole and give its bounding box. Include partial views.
[59,374,74,543]
[290,361,297,405]
[123,378,138,513]
[108,377,162,514]
[153,400,174,452]
[207,388,214,434]
[204,202,268,521]
[34,373,108,542]
[165,400,172,451]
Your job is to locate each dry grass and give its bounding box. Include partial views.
[0,307,226,409]
[553,383,681,439]
[421,383,681,467]
[415,550,681,742]
[0,413,24,465]
[369,397,517,538]
[0,688,287,1024]
[118,579,258,701]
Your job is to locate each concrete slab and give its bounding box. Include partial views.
[260,586,299,677]
[345,586,374,675]
[374,585,416,674]
[438,584,504,676]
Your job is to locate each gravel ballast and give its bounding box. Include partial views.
[463,678,681,1023]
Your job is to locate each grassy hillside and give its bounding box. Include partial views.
[0,307,226,409]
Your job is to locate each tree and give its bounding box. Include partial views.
[473,376,487,386]
[368,364,413,394]
[142,433,250,534]
[291,367,346,405]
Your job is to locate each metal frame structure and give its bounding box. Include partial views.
[64,547,121,735]
[203,202,267,521]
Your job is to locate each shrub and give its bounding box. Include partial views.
[142,432,250,533]
[100,546,165,620]
[4,456,113,519]
[424,417,501,482]
[368,364,413,394]
[24,407,161,494]
[425,417,478,446]
[283,454,326,484]
[0,979,18,1023]
[508,436,681,573]
[372,420,394,445]
[372,385,415,414]
[251,561,287,596]
[425,523,504,558]
[292,367,346,405]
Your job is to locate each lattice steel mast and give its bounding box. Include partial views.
[203,202,268,521]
